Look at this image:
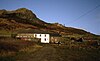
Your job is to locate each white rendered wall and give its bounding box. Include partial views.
[34,34,50,43]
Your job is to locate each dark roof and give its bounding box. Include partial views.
[50,33,61,37]
[17,29,61,37]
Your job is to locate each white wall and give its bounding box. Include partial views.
[34,34,50,43]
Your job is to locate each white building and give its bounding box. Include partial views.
[16,33,50,43]
[34,34,50,43]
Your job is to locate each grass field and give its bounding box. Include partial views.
[0,37,42,61]
[0,37,100,61]
[54,45,100,61]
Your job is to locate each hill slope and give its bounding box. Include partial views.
[0,8,97,37]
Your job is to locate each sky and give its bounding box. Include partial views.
[0,0,100,35]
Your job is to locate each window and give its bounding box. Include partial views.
[40,34,41,37]
[44,38,46,41]
[45,34,46,37]
[35,34,37,37]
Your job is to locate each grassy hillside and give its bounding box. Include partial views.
[0,8,97,36]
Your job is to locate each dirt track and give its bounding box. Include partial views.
[30,46,62,61]
[17,45,62,61]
